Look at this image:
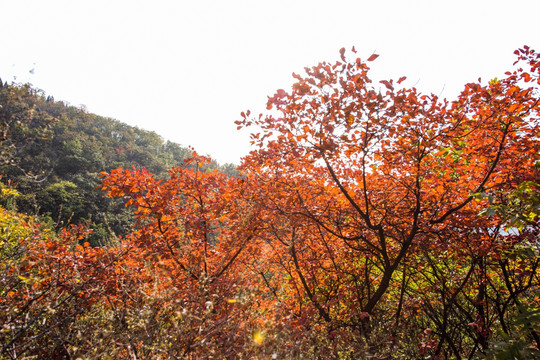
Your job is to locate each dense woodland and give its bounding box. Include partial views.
[0,47,539,359]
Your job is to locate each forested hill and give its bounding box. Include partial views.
[0,79,236,243]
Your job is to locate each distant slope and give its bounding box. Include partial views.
[0,79,236,243]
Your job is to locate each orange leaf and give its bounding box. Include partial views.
[379,80,394,90]
[367,54,379,62]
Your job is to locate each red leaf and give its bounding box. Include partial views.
[367,54,379,62]
[379,80,394,90]
[397,76,407,84]
[339,47,346,61]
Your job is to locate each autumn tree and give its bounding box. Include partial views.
[0,206,117,359]
[237,46,540,357]
[99,154,269,358]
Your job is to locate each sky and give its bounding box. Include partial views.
[1,0,539,164]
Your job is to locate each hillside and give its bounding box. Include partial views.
[0,79,235,243]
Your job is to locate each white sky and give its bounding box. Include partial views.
[1,0,539,164]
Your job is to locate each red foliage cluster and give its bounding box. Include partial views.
[2,47,539,359]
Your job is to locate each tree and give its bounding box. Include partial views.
[237,46,540,357]
[99,153,267,358]
[0,205,115,358]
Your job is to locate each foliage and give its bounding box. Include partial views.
[235,45,540,357]
[0,80,56,180]
[0,47,539,358]
[98,153,267,357]
[0,206,116,358]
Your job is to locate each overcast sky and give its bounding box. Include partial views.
[1,0,538,164]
